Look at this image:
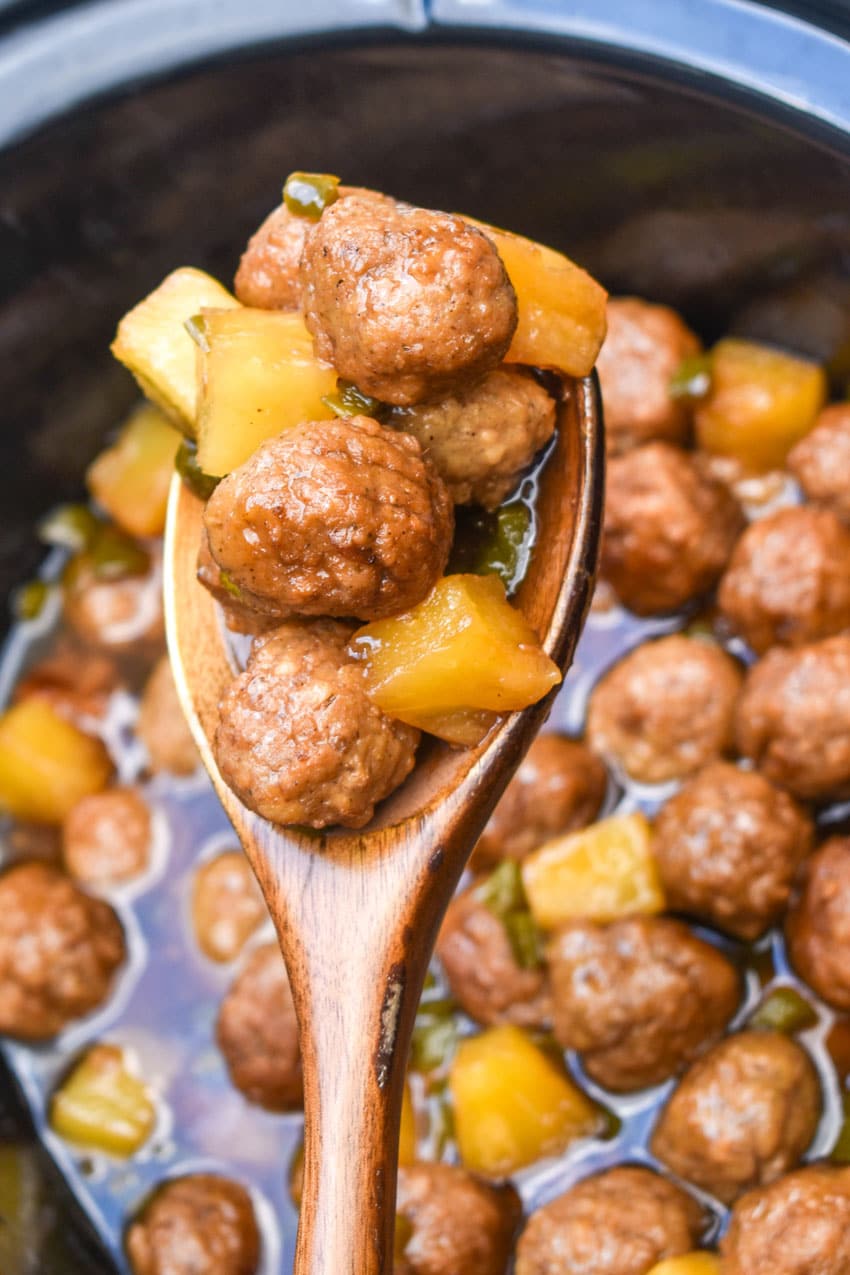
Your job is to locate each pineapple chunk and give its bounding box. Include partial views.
[695,338,826,471]
[195,308,338,475]
[647,1256,720,1275]
[50,1043,155,1156]
[86,405,180,538]
[350,575,560,742]
[467,218,608,377]
[450,1025,600,1177]
[0,699,112,823]
[522,813,664,930]
[111,267,238,433]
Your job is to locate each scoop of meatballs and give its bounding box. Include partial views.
[214,620,419,828]
[717,505,850,652]
[787,836,850,1010]
[788,402,850,524]
[300,194,517,404]
[472,734,607,869]
[215,942,303,1111]
[0,862,125,1039]
[515,1165,704,1275]
[653,761,814,940]
[125,1173,260,1275]
[395,1162,520,1275]
[203,416,453,622]
[721,1165,850,1275]
[602,442,743,615]
[389,367,556,509]
[586,635,743,784]
[547,916,740,1092]
[735,634,850,799]
[594,297,701,453]
[650,1030,821,1204]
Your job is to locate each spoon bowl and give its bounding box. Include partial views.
[163,375,603,1275]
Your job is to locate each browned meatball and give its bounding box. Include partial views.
[654,762,814,940]
[301,194,517,405]
[216,942,302,1110]
[472,734,607,869]
[586,635,743,784]
[602,442,743,614]
[63,543,164,651]
[717,506,850,652]
[137,655,199,777]
[192,851,266,964]
[721,1165,850,1275]
[234,202,310,310]
[204,416,453,622]
[0,862,125,1039]
[389,367,556,509]
[548,916,739,1092]
[395,1163,521,1275]
[62,785,152,885]
[787,836,850,1010]
[214,621,419,829]
[14,640,119,723]
[436,885,552,1029]
[788,403,850,524]
[595,297,701,453]
[735,635,850,800]
[515,1165,703,1275]
[126,1173,260,1275]
[650,1031,821,1204]
[196,532,278,636]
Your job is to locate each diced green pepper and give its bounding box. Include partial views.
[449,501,534,593]
[504,911,544,971]
[175,439,221,500]
[475,861,543,970]
[670,353,713,401]
[13,579,52,621]
[321,378,389,422]
[283,172,341,221]
[87,526,150,580]
[749,985,818,1035]
[411,1008,458,1075]
[37,503,100,552]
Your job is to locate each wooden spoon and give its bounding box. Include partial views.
[163,377,603,1275]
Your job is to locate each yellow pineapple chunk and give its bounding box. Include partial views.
[50,1043,155,1156]
[522,813,664,929]
[86,405,180,538]
[0,699,112,823]
[111,267,238,433]
[695,338,826,471]
[647,1256,720,1275]
[467,218,607,377]
[195,308,338,475]
[350,575,560,743]
[450,1025,600,1177]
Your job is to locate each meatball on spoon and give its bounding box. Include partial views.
[162,383,602,1275]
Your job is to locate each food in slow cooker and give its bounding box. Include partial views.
[125,1173,261,1275]
[137,654,200,776]
[786,836,850,1010]
[394,1162,521,1275]
[720,1165,850,1274]
[215,942,303,1111]
[787,402,850,523]
[62,785,152,885]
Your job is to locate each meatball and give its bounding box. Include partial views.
[125,1173,260,1275]
[717,505,850,652]
[721,1165,850,1275]
[515,1165,703,1275]
[547,916,740,1092]
[63,543,164,651]
[787,836,850,1010]
[472,734,607,869]
[601,442,743,614]
[435,884,552,1029]
[389,367,556,509]
[196,532,278,636]
[216,942,302,1110]
[735,635,850,800]
[192,851,267,964]
[14,640,118,723]
[301,194,517,404]
[586,635,743,784]
[653,762,814,940]
[137,655,199,777]
[62,785,152,885]
[395,1162,521,1275]
[204,416,453,622]
[788,402,850,524]
[650,1030,821,1204]
[595,297,701,453]
[214,621,419,829]
[234,202,310,310]
[0,862,125,1039]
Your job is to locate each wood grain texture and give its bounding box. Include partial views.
[163,376,603,1275]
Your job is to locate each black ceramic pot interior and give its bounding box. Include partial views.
[2,34,850,1274]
